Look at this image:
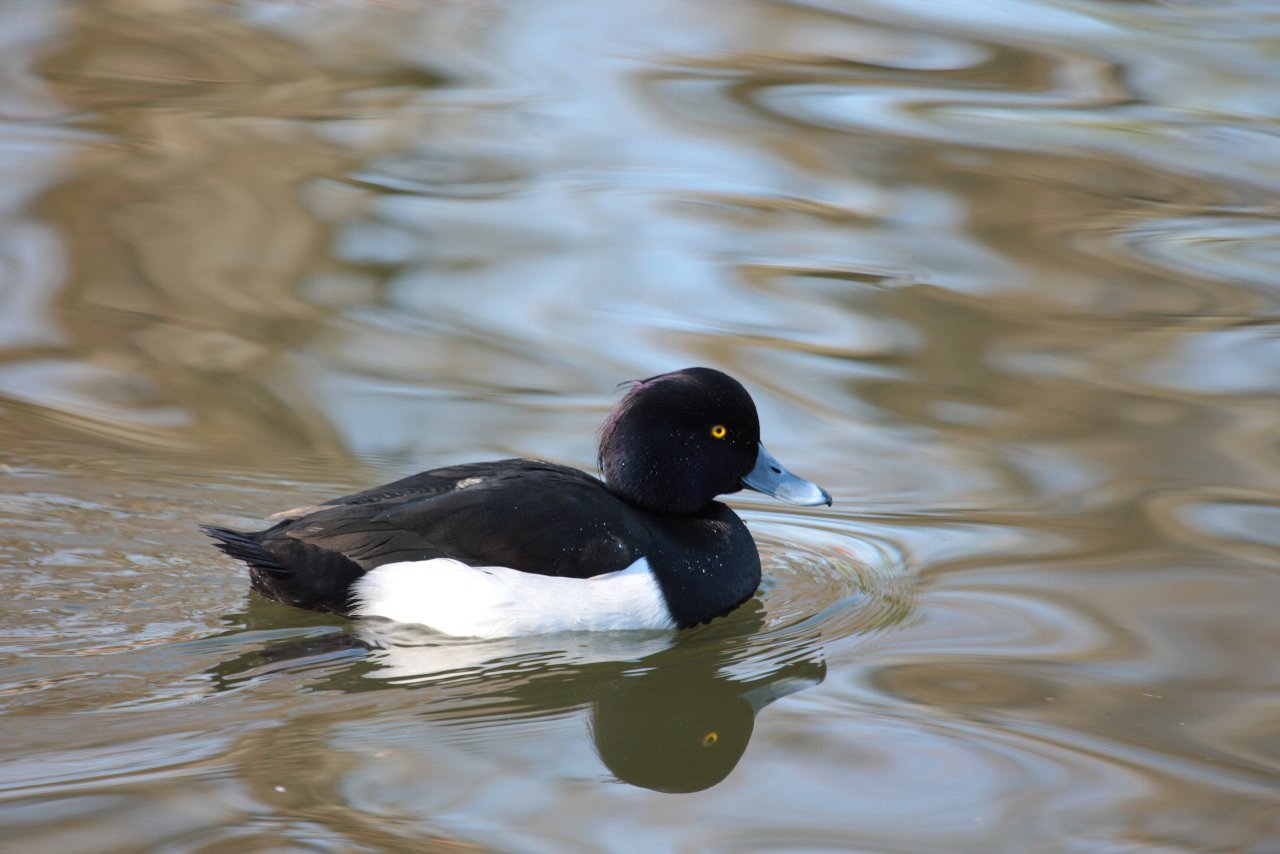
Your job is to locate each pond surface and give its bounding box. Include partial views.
[2,0,1279,850]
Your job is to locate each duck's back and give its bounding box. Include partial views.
[205,460,655,615]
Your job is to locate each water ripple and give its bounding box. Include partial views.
[1147,488,1280,566]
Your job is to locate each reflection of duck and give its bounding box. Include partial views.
[205,368,830,637]
[210,597,825,793]
[589,642,825,793]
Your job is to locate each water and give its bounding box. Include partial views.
[2,0,1278,850]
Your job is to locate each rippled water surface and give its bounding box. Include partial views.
[2,0,1279,850]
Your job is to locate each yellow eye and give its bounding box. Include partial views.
[710,424,727,439]
[702,731,719,747]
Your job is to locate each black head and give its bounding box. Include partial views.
[598,368,761,515]
[599,367,834,515]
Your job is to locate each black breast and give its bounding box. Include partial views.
[643,502,762,629]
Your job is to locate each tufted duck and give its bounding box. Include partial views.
[204,367,831,637]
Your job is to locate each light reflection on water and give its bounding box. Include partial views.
[2,0,1279,850]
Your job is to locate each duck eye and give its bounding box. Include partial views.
[710,424,727,440]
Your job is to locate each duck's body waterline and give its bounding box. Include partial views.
[205,368,831,637]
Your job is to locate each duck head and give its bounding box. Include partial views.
[598,367,832,515]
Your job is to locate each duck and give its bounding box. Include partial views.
[204,367,831,638]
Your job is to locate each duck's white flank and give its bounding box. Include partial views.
[350,557,675,638]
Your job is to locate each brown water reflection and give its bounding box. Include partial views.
[2,0,1279,851]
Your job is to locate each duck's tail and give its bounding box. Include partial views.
[202,524,364,615]
[201,525,287,575]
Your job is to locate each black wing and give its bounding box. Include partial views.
[303,461,521,510]
[208,460,655,613]
[287,461,650,575]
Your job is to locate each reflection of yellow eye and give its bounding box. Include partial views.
[702,731,718,747]
[710,424,727,439]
